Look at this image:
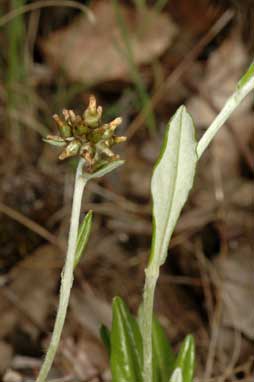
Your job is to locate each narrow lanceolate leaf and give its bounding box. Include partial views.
[100,324,111,355]
[169,368,183,382]
[149,106,197,267]
[152,318,175,382]
[84,160,125,180]
[110,297,143,382]
[74,210,93,269]
[174,335,195,382]
[43,137,66,147]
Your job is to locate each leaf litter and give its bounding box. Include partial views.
[41,1,177,85]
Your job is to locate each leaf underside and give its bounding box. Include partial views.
[149,106,198,267]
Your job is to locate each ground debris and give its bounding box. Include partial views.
[41,1,177,85]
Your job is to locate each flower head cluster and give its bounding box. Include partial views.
[44,96,126,173]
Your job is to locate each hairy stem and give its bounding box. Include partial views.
[141,267,159,382]
[37,159,86,382]
[197,68,254,158]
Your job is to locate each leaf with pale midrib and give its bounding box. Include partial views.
[149,106,197,267]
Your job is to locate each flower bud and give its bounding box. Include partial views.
[83,96,102,128]
[113,136,127,144]
[109,117,122,131]
[53,114,71,138]
[59,139,81,160]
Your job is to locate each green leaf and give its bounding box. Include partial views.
[149,106,197,267]
[169,368,183,382]
[152,317,175,382]
[84,160,125,180]
[74,210,93,269]
[174,335,195,382]
[110,296,143,382]
[100,324,111,355]
[237,62,254,89]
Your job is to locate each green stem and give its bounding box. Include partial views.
[197,68,254,159]
[142,267,159,382]
[36,159,86,382]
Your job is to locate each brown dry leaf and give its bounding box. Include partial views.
[187,33,253,179]
[230,180,254,208]
[168,0,220,37]
[187,33,250,126]
[0,244,60,340]
[157,275,205,341]
[216,326,254,368]
[214,247,254,340]
[61,335,108,380]
[41,1,177,85]
[70,285,112,338]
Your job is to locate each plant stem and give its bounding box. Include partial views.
[142,266,159,382]
[197,71,254,159]
[37,159,86,382]
[140,64,254,382]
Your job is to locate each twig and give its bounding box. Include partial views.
[0,202,64,250]
[195,240,214,325]
[204,287,222,380]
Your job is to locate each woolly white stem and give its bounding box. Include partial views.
[197,70,254,158]
[37,159,86,382]
[142,267,159,382]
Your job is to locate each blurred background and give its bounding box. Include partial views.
[0,0,253,381]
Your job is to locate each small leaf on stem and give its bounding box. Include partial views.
[84,160,125,180]
[74,210,93,269]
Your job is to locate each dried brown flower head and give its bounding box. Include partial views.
[44,95,126,173]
